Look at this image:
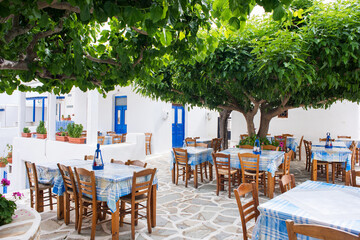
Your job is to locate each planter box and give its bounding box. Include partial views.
[56,136,68,142]
[21,133,32,138]
[37,134,47,139]
[68,137,86,144]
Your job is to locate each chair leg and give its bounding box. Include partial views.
[91,202,97,240]
[74,197,79,230]
[326,164,329,183]
[204,163,208,179]
[120,201,125,227]
[64,192,70,225]
[228,176,231,198]
[263,174,267,196]
[216,177,219,196]
[199,164,204,182]
[135,203,139,226]
[78,201,83,233]
[175,165,179,185]
[332,163,336,184]
[30,190,34,208]
[185,168,188,188]
[49,188,53,210]
[146,200,152,233]
[131,203,136,240]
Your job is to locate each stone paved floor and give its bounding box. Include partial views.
[9,151,348,240]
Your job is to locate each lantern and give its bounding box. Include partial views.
[253,139,261,155]
[93,143,104,170]
[325,132,333,149]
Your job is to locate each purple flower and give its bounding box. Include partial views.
[1,178,10,187]
[12,192,24,199]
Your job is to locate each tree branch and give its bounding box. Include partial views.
[132,47,145,67]
[85,53,122,67]
[131,26,148,36]
[0,59,28,70]
[4,15,33,43]
[37,1,81,13]
[0,14,14,23]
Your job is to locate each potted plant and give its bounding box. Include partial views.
[67,123,85,144]
[21,127,32,138]
[0,157,8,168]
[56,127,68,142]
[0,179,18,226]
[36,120,47,139]
[6,144,12,164]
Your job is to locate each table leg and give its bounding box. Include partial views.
[172,163,175,184]
[312,160,318,181]
[64,193,70,224]
[151,184,157,227]
[36,190,44,212]
[194,166,198,188]
[267,173,274,199]
[57,195,64,220]
[111,200,119,240]
[345,171,350,186]
[331,163,335,184]
[220,175,224,191]
[209,163,213,181]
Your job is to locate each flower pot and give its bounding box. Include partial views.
[68,137,86,144]
[56,136,68,142]
[21,133,32,138]
[37,134,47,139]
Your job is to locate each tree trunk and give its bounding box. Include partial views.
[257,109,272,138]
[244,113,256,136]
[219,109,232,149]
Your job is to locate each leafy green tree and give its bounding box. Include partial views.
[0,0,292,95]
[136,0,360,143]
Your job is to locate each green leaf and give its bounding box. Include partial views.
[229,17,240,30]
[150,5,163,23]
[273,5,286,21]
[80,4,91,21]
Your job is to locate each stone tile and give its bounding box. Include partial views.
[183,223,217,238]
[213,215,236,226]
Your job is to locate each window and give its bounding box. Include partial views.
[115,97,127,106]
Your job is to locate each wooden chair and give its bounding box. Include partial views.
[335,145,356,183]
[173,148,193,187]
[212,153,240,198]
[351,170,360,187]
[120,168,156,240]
[185,137,196,147]
[107,131,116,135]
[126,160,147,168]
[274,151,293,190]
[262,145,279,151]
[305,140,330,182]
[145,133,152,155]
[84,155,94,161]
[303,140,312,171]
[238,153,267,196]
[286,220,360,240]
[240,134,248,140]
[112,134,122,144]
[274,135,287,152]
[234,183,260,240]
[195,142,209,181]
[338,135,351,139]
[279,174,296,193]
[74,167,112,240]
[319,138,335,142]
[25,161,57,212]
[282,134,294,137]
[57,163,79,229]
[296,136,304,161]
[97,136,105,145]
[238,144,253,149]
[211,138,222,152]
[121,133,127,142]
[196,142,208,148]
[110,159,125,165]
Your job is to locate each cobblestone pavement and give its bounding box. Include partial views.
[11,151,348,240]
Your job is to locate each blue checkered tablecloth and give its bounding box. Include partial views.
[252,181,360,239]
[335,139,360,148]
[312,141,348,148]
[219,148,284,176]
[267,136,298,152]
[35,160,157,213]
[171,147,213,170]
[311,146,352,171]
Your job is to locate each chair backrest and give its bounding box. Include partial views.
[196,142,208,148]
[274,135,287,151]
[262,145,279,151]
[112,134,122,144]
[319,138,335,142]
[350,146,356,171]
[238,144,253,149]
[84,155,94,161]
[234,183,260,240]
[286,220,360,240]
[57,163,77,198]
[299,135,304,148]
[350,141,357,150]
[145,133,152,143]
[338,135,351,139]
[351,170,360,187]
[185,137,196,147]
[279,174,296,193]
[130,168,156,203]
[107,131,116,135]
[282,150,293,175]
[211,138,222,152]
[121,133,127,142]
[303,140,312,162]
[110,159,125,165]
[98,136,105,145]
[240,134,248,140]
[173,148,189,166]
[25,161,38,189]
[74,167,97,202]
[212,152,231,176]
[282,134,294,137]
[126,160,147,168]
[238,153,260,185]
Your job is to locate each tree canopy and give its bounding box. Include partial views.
[0,0,291,95]
[135,0,360,138]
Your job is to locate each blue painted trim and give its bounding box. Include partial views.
[56,96,65,99]
[59,103,61,121]
[3,171,7,194]
[26,96,65,100]
[33,100,35,122]
[41,98,45,121]
[0,109,4,112]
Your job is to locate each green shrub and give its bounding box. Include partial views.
[0,194,16,225]
[239,135,279,147]
[67,123,83,138]
[23,127,31,133]
[36,121,47,134]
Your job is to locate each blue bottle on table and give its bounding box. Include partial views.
[93,143,104,170]
[325,132,333,149]
[253,139,261,155]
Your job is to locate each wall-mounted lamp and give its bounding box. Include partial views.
[161,110,169,120]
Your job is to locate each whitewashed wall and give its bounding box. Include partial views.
[186,106,218,139]
[231,101,360,144]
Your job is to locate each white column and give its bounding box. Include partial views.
[47,93,57,140]
[87,90,99,145]
[18,92,26,136]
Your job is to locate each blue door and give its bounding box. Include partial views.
[172,105,185,147]
[115,96,127,134]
